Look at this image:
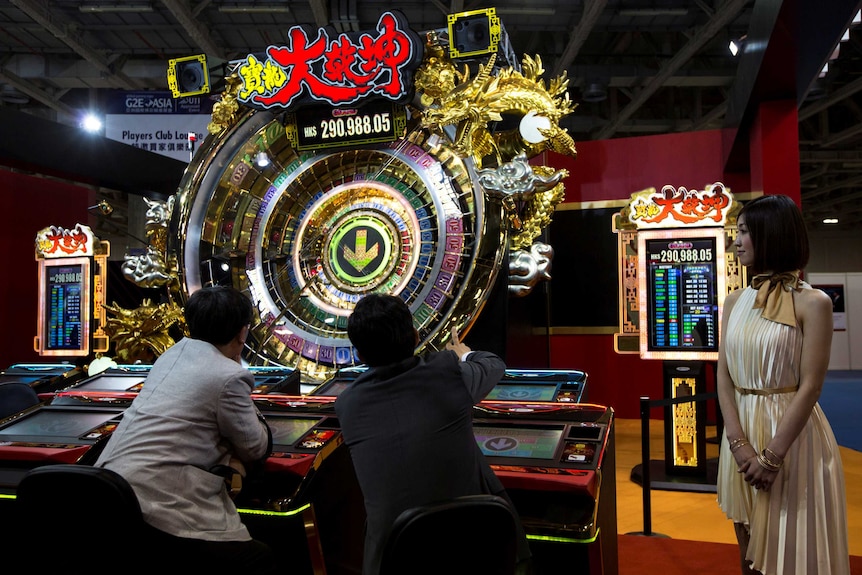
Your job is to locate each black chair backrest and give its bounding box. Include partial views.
[15,464,146,564]
[379,494,519,575]
[0,381,40,420]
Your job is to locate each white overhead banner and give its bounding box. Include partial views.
[104,91,214,163]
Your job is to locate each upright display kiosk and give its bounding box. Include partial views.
[614,183,746,485]
[33,224,110,359]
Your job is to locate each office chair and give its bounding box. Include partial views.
[15,464,150,567]
[0,381,40,420]
[379,494,520,575]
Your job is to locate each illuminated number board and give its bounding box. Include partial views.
[637,228,726,361]
[287,101,407,151]
[37,256,92,356]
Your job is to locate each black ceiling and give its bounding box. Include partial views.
[1,0,862,230]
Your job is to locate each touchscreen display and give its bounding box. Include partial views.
[76,375,147,392]
[485,384,558,402]
[315,380,350,396]
[0,409,121,439]
[266,417,320,447]
[473,424,564,460]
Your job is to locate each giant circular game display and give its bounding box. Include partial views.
[171,109,505,383]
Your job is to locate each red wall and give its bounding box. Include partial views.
[0,169,92,368]
[550,129,750,203]
[519,129,752,419]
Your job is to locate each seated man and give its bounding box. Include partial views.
[335,293,532,575]
[95,285,276,573]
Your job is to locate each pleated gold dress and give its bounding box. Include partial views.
[717,284,850,574]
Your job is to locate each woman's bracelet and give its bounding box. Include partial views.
[729,437,750,452]
[757,450,783,471]
[763,447,783,464]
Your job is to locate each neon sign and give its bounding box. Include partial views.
[236,11,423,111]
[35,224,96,258]
[628,181,733,229]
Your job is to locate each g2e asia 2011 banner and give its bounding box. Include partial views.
[103,91,215,163]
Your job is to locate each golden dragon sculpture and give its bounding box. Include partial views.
[417,49,578,169]
[415,39,577,256]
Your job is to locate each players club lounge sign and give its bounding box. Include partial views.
[235,11,423,110]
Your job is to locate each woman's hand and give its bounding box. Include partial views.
[737,449,779,492]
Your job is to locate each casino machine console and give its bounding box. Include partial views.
[6,7,622,575]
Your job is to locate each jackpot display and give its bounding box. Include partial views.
[638,228,725,361]
[34,224,110,359]
[40,259,88,353]
[162,9,577,384]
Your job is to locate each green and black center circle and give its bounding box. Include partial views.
[326,212,396,291]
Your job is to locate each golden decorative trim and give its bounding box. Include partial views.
[555,199,630,211]
[549,326,619,335]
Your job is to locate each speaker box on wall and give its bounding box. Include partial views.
[167,54,210,98]
[448,8,501,59]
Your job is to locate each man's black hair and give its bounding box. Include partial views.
[185,285,253,346]
[347,293,416,367]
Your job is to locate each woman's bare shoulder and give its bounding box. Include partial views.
[797,284,833,316]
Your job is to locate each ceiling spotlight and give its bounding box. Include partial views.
[81,113,103,133]
[729,35,747,56]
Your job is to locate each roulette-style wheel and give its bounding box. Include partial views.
[170,107,506,383]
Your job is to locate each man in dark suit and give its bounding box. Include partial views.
[95,286,276,573]
[335,293,531,575]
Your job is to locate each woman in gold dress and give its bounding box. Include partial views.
[716,194,850,574]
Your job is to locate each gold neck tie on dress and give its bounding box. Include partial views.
[751,271,800,327]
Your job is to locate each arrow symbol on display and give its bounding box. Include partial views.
[343,229,379,272]
[486,437,518,451]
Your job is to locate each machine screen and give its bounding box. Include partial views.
[0,409,122,440]
[75,375,146,392]
[485,384,558,402]
[315,380,351,396]
[43,262,86,352]
[474,424,564,460]
[638,228,725,360]
[266,417,320,447]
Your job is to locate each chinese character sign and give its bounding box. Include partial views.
[628,181,733,229]
[35,224,96,259]
[237,11,423,111]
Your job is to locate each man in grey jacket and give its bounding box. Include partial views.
[96,285,276,573]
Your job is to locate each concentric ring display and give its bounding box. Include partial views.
[170,109,506,383]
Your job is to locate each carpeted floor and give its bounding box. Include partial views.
[615,371,862,574]
[617,534,862,574]
[818,370,862,452]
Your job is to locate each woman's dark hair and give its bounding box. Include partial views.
[347,293,416,366]
[739,194,809,275]
[185,286,253,346]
